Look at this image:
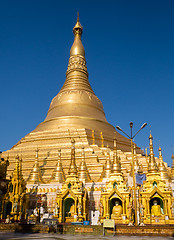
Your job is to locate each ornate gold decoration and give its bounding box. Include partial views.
[27,149,44,184]
[171,154,174,179]
[112,137,121,174]
[2,14,135,184]
[78,146,91,183]
[68,139,78,177]
[158,146,169,182]
[139,134,174,225]
[3,155,27,221]
[50,149,65,183]
[148,132,158,173]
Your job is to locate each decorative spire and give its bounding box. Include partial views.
[78,146,91,182]
[172,153,174,168]
[35,13,120,145]
[11,154,25,196]
[50,149,65,183]
[68,139,78,176]
[19,154,23,178]
[158,145,169,180]
[70,12,84,57]
[112,135,121,174]
[13,154,20,180]
[171,154,174,179]
[158,146,164,162]
[148,132,158,173]
[27,149,44,184]
[61,13,94,93]
[133,144,140,173]
[103,146,112,179]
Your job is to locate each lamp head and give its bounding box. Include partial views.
[141,123,147,129]
[116,126,122,131]
[129,122,133,128]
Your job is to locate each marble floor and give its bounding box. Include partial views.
[0,233,174,240]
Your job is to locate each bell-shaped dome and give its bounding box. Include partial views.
[34,15,115,135]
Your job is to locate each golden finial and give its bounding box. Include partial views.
[112,137,121,174]
[148,131,158,173]
[171,145,174,162]
[77,11,79,22]
[100,132,104,147]
[73,12,83,33]
[70,13,85,57]
[159,145,162,159]
[27,149,44,184]
[78,146,91,182]
[68,139,77,176]
[50,149,65,183]
[92,130,95,145]
[13,154,20,179]
[145,147,148,157]
[103,146,112,179]
[158,145,169,180]
[172,153,174,161]
[149,131,154,154]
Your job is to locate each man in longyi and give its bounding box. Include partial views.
[111,200,122,219]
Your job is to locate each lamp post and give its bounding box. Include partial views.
[116,122,147,226]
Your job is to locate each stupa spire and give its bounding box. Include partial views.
[28,14,133,153]
[70,12,84,57]
[78,146,91,183]
[103,146,112,179]
[133,144,140,173]
[13,155,20,180]
[158,145,169,181]
[11,155,25,196]
[148,132,158,173]
[27,149,44,184]
[112,136,121,174]
[50,149,65,183]
[38,14,114,134]
[171,154,174,179]
[68,139,78,176]
[62,12,92,93]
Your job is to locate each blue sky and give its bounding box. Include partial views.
[0,1,173,166]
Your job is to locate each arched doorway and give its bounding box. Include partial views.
[63,198,74,222]
[110,197,122,216]
[3,201,12,219]
[150,197,164,215]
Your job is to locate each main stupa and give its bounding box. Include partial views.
[2,15,173,227]
[3,15,141,182]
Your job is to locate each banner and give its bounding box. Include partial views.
[135,173,146,185]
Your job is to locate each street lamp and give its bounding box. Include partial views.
[116,122,147,226]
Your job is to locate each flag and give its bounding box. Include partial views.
[135,173,146,185]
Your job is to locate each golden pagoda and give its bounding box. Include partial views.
[49,149,65,183]
[100,138,130,224]
[139,133,174,225]
[3,155,27,221]
[2,14,140,184]
[1,14,172,226]
[55,139,88,223]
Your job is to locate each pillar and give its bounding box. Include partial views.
[59,199,62,222]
